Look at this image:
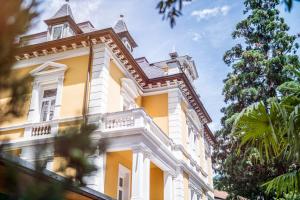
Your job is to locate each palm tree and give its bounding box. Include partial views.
[232,65,300,195]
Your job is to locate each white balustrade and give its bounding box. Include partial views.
[31,123,52,136]
[101,108,170,147]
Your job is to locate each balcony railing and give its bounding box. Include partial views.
[31,123,52,137]
[24,121,58,139]
[101,108,171,146]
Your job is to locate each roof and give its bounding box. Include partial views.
[0,153,113,200]
[50,3,74,20]
[113,15,128,33]
[113,15,138,48]
[214,190,248,200]
[214,190,229,199]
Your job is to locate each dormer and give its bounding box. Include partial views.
[113,15,137,53]
[168,51,199,83]
[44,2,82,41]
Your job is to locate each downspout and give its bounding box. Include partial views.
[82,36,93,124]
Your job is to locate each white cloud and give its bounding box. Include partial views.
[191,32,202,41]
[191,5,230,21]
[182,0,196,6]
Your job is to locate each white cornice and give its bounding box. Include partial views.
[13,47,89,69]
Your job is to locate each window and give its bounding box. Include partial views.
[40,88,57,122]
[117,164,130,200]
[118,177,124,200]
[51,25,64,40]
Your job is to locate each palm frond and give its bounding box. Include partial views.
[233,100,288,161]
[262,170,300,195]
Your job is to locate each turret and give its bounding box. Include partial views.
[113,15,137,53]
[44,1,82,41]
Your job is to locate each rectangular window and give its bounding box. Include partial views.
[52,25,63,40]
[117,165,130,200]
[40,88,57,122]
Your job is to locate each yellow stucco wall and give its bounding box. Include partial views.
[0,56,89,122]
[59,55,89,118]
[150,163,164,200]
[104,151,132,199]
[183,172,189,200]
[107,61,124,113]
[0,129,24,141]
[0,55,89,140]
[142,94,169,135]
[135,96,142,108]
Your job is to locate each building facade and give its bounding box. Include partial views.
[0,3,216,200]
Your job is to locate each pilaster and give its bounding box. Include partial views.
[88,43,110,115]
[164,171,173,200]
[168,89,183,145]
[173,168,185,200]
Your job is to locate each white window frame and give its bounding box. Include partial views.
[27,61,67,126]
[117,164,131,200]
[51,24,64,40]
[39,85,57,122]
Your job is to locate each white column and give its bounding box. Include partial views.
[88,43,110,116]
[131,148,150,200]
[164,171,173,200]
[173,168,184,200]
[144,152,150,200]
[85,151,106,193]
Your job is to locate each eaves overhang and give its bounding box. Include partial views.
[0,153,113,200]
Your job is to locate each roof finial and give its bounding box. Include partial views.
[170,45,178,59]
[120,14,124,18]
[65,0,70,2]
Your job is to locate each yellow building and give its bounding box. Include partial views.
[0,3,216,200]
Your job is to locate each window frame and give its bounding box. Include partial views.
[40,86,57,122]
[117,164,131,200]
[51,24,64,40]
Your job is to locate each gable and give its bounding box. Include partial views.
[30,61,67,77]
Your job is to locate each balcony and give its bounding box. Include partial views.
[100,108,171,147]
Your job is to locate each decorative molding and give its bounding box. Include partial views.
[14,47,89,69]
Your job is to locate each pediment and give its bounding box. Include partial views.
[30,61,67,77]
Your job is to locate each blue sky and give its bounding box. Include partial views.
[34,0,300,131]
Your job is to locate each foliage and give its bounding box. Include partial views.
[233,65,300,196]
[0,0,105,199]
[283,0,300,11]
[1,123,102,200]
[156,0,191,27]
[213,0,300,198]
[156,0,299,27]
[0,0,38,120]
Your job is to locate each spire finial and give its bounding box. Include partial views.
[120,14,124,18]
[65,0,70,3]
